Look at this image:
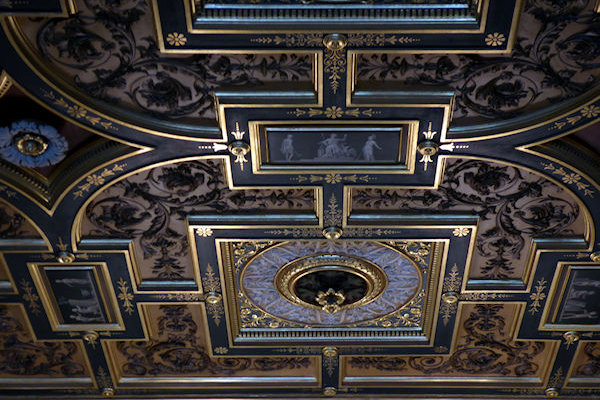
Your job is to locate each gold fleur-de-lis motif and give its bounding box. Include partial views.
[230,122,246,140]
[422,122,437,140]
[166,32,187,47]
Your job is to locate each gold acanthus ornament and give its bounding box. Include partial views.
[316,288,346,314]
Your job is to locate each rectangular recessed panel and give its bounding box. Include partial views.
[251,122,416,174]
[266,126,405,165]
[44,267,109,324]
[556,268,600,325]
[193,0,482,30]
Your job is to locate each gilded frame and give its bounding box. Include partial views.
[249,120,418,174]
[539,262,600,332]
[27,262,125,332]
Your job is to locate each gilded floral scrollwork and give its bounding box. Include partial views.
[35,4,312,120]
[353,159,581,280]
[357,1,600,122]
[575,342,600,377]
[350,305,545,377]
[0,305,86,376]
[84,160,314,281]
[116,305,310,376]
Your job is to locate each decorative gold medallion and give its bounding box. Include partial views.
[275,253,387,313]
[15,133,48,156]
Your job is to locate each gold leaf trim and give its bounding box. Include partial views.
[41,89,117,131]
[73,163,127,198]
[542,162,595,197]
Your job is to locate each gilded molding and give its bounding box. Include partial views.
[0,71,12,99]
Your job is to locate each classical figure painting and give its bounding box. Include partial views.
[44,266,108,324]
[266,128,402,164]
[27,263,122,331]
[556,268,600,325]
[1,0,600,398]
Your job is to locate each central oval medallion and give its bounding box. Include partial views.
[275,254,387,314]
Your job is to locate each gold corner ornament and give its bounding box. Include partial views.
[195,227,214,237]
[166,32,187,46]
[485,32,506,47]
[452,227,470,237]
[116,278,134,315]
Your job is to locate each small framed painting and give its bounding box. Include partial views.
[250,121,417,174]
[28,263,124,331]
[541,263,600,331]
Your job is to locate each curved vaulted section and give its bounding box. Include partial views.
[0,1,600,399]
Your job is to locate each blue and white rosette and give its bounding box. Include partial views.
[0,120,68,167]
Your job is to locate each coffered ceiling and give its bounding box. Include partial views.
[0,0,599,399]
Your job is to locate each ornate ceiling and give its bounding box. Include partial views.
[0,0,599,399]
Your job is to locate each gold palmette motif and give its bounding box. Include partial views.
[441,264,461,325]
[20,279,41,315]
[116,278,134,315]
[322,346,339,376]
[202,263,224,325]
[288,107,379,119]
[323,34,347,93]
[290,173,373,184]
[528,277,547,315]
[252,33,418,92]
[324,193,343,227]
